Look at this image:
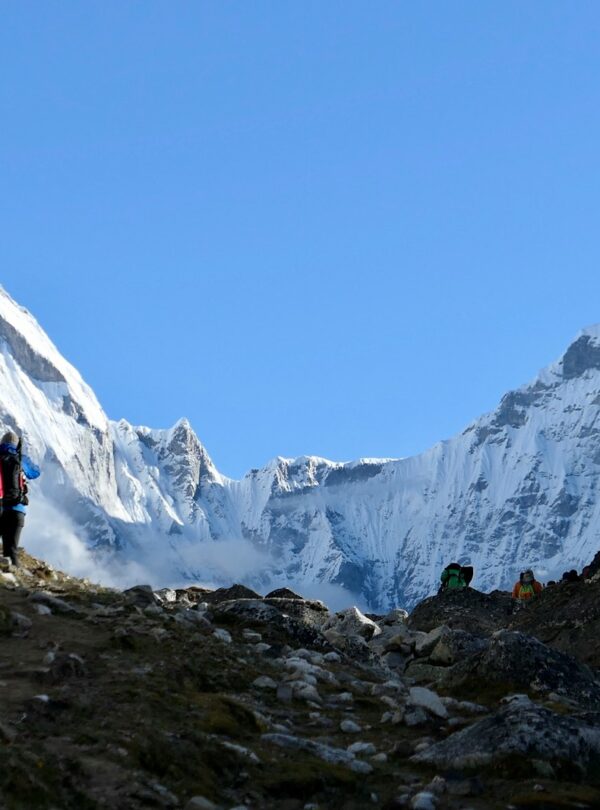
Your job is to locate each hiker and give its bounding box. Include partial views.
[512,569,543,600]
[0,431,40,567]
[439,562,473,592]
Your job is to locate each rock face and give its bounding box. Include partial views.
[5,285,600,609]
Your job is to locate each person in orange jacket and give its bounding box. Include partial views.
[512,568,543,600]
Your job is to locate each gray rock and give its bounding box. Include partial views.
[445,630,600,709]
[123,585,160,607]
[10,611,32,637]
[29,592,81,614]
[404,707,429,727]
[412,702,600,779]
[322,606,381,641]
[408,687,448,719]
[404,661,449,685]
[242,629,262,642]
[262,732,373,773]
[427,627,489,665]
[410,792,437,810]
[276,683,294,704]
[252,676,277,690]
[381,607,409,624]
[154,588,177,603]
[184,798,218,810]
[340,719,361,733]
[347,741,377,756]
[382,651,409,670]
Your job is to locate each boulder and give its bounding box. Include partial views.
[412,702,600,782]
[444,630,600,709]
[263,597,330,628]
[122,585,160,608]
[408,588,513,635]
[418,625,489,665]
[322,607,381,641]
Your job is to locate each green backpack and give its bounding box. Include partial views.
[441,563,466,590]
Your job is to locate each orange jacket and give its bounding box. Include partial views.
[512,580,543,600]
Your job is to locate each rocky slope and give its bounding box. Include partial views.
[1,552,600,809]
[4,284,600,608]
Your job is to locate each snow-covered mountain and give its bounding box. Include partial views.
[2,285,600,609]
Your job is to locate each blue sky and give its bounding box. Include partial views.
[2,2,600,478]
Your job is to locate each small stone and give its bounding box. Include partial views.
[350,760,373,774]
[184,798,217,810]
[255,642,272,653]
[242,629,262,642]
[348,741,376,756]
[371,753,388,763]
[340,719,361,733]
[252,676,277,690]
[10,611,32,636]
[425,776,446,795]
[404,707,429,727]
[213,628,232,644]
[410,792,437,810]
[408,687,448,719]
[34,604,52,616]
[324,651,342,663]
[277,683,294,704]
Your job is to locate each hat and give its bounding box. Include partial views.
[1,431,18,445]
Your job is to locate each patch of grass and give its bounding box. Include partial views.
[259,756,359,798]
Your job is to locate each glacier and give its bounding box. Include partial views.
[1,285,600,610]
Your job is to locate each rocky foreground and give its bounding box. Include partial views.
[1,554,600,809]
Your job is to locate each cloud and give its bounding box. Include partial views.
[23,500,368,612]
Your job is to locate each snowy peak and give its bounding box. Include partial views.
[0,286,107,432]
[2,284,600,611]
[559,329,600,380]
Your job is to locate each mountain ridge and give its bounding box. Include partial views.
[1,285,600,609]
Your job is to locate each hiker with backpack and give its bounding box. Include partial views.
[512,568,543,600]
[0,431,41,568]
[439,562,473,592]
